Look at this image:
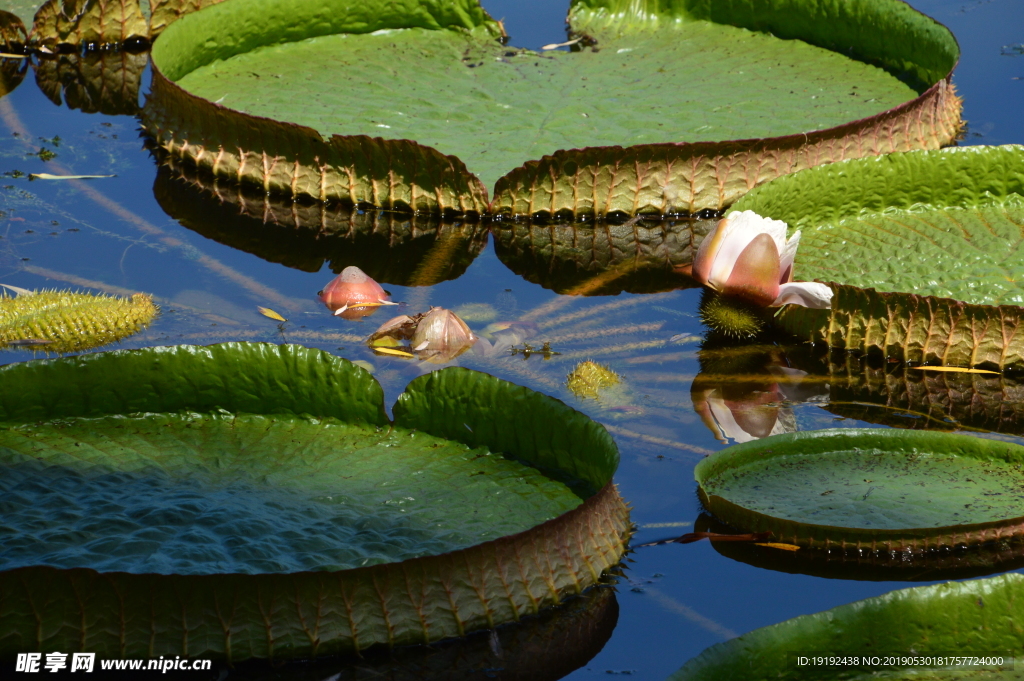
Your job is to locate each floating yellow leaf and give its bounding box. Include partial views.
[372,346,415,358]
[909,365,999,375]
[257,306,287,322]
[754,542,801,551]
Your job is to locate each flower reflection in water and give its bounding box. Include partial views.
[692,346,829,443]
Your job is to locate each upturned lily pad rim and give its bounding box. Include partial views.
[0,342,629,660]
[0,341,619,496]
[695,428,1024,550]
[146,0,961,215]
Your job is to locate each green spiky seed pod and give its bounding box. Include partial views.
[566,360,620,400]
[0,289,158,353]
[699,289,766,339]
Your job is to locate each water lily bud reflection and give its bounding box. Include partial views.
[412,307,476,362]
[692,385,793,443]
[692,210,832,309]
[318,266,395,318]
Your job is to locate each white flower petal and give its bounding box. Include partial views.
[779,229,801,281]
[705,211,791,288]
[771,282,833,309]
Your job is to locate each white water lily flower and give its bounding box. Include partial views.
[692,210,832,309]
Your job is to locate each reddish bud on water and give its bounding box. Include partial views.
[319,266,393,318]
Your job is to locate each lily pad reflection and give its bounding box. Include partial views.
[154,164,488,286]
[493,218,709,296]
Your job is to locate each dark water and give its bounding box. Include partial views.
[1,0,1023,677]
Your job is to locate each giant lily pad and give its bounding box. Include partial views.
[154,163,487,285]
[492,218,708,295]
[671,573,1024,680]
[143,0,961,216]
[696,428,1024,552]
[729,145,1024,371]
[0,342,629,660]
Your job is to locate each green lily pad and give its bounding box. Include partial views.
[149,0,225,37]
[492,218,706,295]
[670,573,1024,680]
[695,428,1024,551]
[728,145,1024,371]
[0,342,629,660]
[1,413,582,574]
[144,0,961,215]
[154,164,487,285]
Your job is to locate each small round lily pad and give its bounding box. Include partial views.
[695,428,1024,552]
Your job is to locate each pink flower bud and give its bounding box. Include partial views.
[318,266,394,318]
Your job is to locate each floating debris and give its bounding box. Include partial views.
[367,307,476,363]
[566,360,620,400]
[28,173,115,180]
[257,306,287,322]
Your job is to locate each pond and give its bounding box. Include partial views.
[1,0,1023,677]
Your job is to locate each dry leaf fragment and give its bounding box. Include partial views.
[28,173,116,180]
[0,283,34,297]
[541,38,581,50]
[257,306,287,322]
